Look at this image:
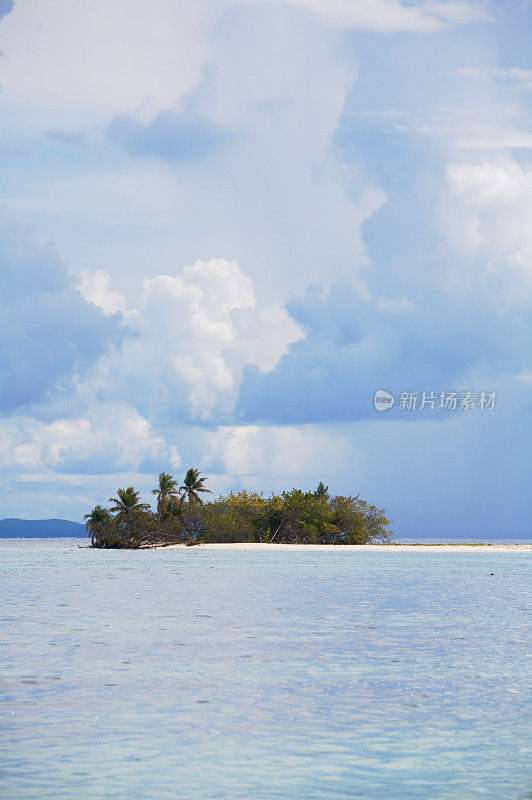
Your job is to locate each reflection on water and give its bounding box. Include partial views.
[1,539,530,799]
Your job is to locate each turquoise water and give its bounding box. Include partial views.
[1,539,530,800]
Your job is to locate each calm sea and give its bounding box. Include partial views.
[1,538,530,800]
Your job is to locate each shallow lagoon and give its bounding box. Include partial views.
[1,539,530,799]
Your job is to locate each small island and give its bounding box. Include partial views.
[84,469,392,548]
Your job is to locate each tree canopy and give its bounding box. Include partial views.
[152,473,179,531]
[86,472,392,548]
[84,504,110,546]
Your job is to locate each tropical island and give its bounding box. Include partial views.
[84,469,393,548]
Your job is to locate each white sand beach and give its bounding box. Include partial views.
[149,542,531,553]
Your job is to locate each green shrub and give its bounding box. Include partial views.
[92,534,137,549]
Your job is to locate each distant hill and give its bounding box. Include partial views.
[0,518,86,538]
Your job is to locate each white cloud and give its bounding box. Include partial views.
[453,126,532,150]
[77,258,304,422]
[0,0,207,128]
[231,303,305,371]
[240,0,490,32]
[442,158,532,301]
[453,67,532,90]
[415,65,532,149]
[1,2,385,305]
[425,0,490,25]
[0,470,177,521]
[0,0,491,140]
[382,106,532,151]
[206,424,350,475]
[0,404,179,472]
[77,270,127,316]
[1,0,528,540]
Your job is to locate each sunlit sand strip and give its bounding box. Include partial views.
[146,542,531,552]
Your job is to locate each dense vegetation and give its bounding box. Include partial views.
[85,471,393,548]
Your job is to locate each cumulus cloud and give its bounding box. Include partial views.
[77,270,128,316]
[235,142,532,429]
[1,0,530,536]
[76,258,304,423]
[1,3,386,304]
[443,158,532,301]
[0,211,124,412]
[237,279,526,424]
[0,0,206,127]
[0,404,179,474]
[206,423,350,475]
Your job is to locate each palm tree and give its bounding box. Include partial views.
[178,468,212,542]
[152,472,179,531]
[179,468,212,508]
[108,487,151,537]
[84,505,110,546]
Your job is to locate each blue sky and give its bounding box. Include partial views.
[0,0,530,537]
